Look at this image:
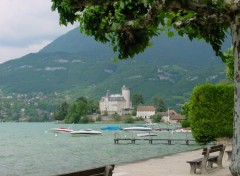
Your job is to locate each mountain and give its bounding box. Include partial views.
[0,27,231,112]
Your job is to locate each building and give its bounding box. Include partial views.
[99,85,132,115]
[158,110,186,123]
[136,106,156,122]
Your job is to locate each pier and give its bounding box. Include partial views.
[113,131,195,145]
[113,138,195,145]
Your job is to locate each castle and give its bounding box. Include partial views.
[99,85,132,115]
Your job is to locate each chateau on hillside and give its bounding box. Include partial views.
[99,85,132,115]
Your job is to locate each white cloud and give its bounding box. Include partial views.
[0,0,76,63]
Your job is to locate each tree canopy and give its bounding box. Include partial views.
[51,0,234,60]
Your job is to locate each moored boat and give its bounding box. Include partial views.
[175,128,191,133]
[123,126,152,132]
[51,127,74,133]
[137,132,157,137]
[70,129,102,136]
[101,126,122,130]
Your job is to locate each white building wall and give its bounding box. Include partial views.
[137,111,155,119]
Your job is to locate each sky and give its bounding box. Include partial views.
[0,0,76,64]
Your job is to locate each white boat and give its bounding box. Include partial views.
[123,126,152,132]
[51,127,74,133]
[137,132,157,137]
[70,129,102,136]
[175,128,192,133]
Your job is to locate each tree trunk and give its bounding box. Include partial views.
[229,13,240,176]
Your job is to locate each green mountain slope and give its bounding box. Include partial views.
[0,27,230,112]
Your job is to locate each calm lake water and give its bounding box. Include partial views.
[0,122,202,176]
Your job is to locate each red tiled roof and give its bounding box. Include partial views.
[137,106,155,111]
[171,114,186,120]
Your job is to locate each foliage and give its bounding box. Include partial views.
[181,120,191,128]
[153,97,167,112]
[53,101,69,121]
[151,114,162,123]
[190,83,234,143]
[180,101,191,119]
[131,110,136,116]
[123,115,134,123]
[51,0,230,60]
[132,93,144,107]
[112,113,122,122]
[64,96,95,123]
[134,117,144,121]
[79,116,90,123]
[222,47,234,81]
[96,116,102,121]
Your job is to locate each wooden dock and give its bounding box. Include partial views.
[114,138,195,145]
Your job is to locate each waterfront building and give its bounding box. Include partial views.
[99,85,132,115]
[136,106,156,122]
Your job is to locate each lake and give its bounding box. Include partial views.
[0,122,201,176]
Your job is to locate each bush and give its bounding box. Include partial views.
[113,113,122,122]
[134,117,144,121]
[190,83,234,143]
[150,114,162,123]
[124,115,134,123]
[96,117,102,121]
[181,120,191,128]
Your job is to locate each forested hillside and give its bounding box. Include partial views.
[0,27,231,121]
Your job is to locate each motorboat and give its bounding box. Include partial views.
[137,132,157,137]
[51,127,74,133]
[123,126,152,132]
[70,129,102,136]
[101,126,122,130]
[175,128,192,133]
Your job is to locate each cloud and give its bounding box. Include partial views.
[0,0,75,63]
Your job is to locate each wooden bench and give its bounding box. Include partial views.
[56,165,115,176]
[186,144,226,174]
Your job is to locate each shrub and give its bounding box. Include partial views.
[124,115,134,123]
[151,114,162,123]
[190,83,234,143]
[96,117,102,121]
[181,120,191,128]
[113,113,121,122]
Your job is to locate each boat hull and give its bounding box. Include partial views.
[70,129,102,137]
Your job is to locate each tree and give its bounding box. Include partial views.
[52,1,240,174]
[64,97,92,123]
[132,93,144,106]
[153,97,166,112]
[53,101,69,121]
[181,101,191,119]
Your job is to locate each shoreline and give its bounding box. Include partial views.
[113,146,232,176]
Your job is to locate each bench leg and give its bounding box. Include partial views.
[189,165,196,174]
[189,164,199,174]
[200,167,207,174]
[207,161,214,168]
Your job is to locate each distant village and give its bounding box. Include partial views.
[98,85,186,124]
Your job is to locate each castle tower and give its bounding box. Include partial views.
[122,85,131,108]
